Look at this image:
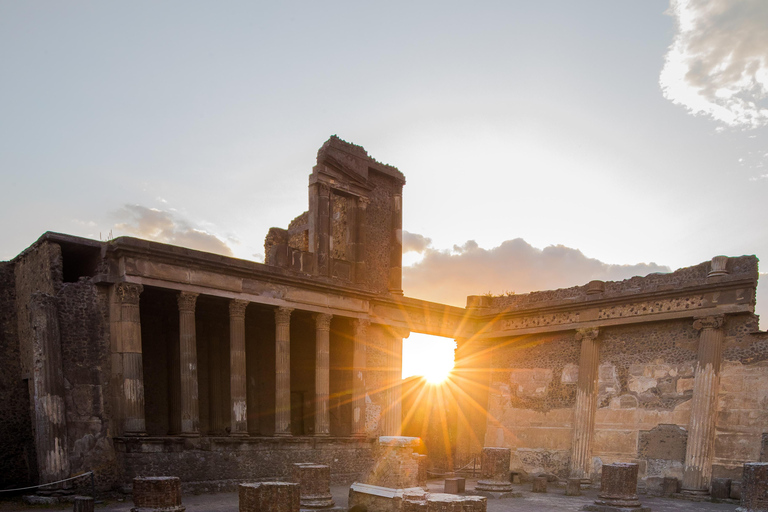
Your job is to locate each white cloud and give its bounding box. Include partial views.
[660,0,768,128]
[403,234,670,307]
[113,204,234,257]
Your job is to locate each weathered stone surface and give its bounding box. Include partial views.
[444,477,465,494]
[738,463,768,512]
[73,496,95,512]
[662,476,679,495]
[476,447,513,493]
[132,476,185,512]
[291,463,334,509]
[566,477,582,496]
[239,482,299,512]
[593,463,645,510]
[711,477,731,499]
[531,476,547,493]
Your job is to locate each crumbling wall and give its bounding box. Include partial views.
[365,170,401,293]
[0,261,36,489]
[57,280,118,490]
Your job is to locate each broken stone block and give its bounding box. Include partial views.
[731,480,742,500]
[475,447,513,493]
[566,478,582,496]
[459,495,486,512]
[444,477,465,494]
[131,476,185,512]
[662,476,679,496]
[531,477,547,493]
[710,478,731,500]
[239,482,299,512]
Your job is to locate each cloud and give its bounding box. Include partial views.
[403,236,671,307]
[403,231,432,253]
[660,0,768,128]
[113,204,234,257]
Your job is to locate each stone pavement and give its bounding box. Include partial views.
[0,479,739,511]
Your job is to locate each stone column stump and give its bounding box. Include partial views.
[738,463,768,512]
[460,495,487,512]
[291,463,334,508]
[475,447,514,494]
[415,454,428,488]
[239,482,299,512]
[131,477,185,512]
[426,494,463,512]
[73,496,94,512]
[584,463,649,512]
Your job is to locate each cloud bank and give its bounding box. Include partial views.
[113,204,234,257]
[402,233,670,307]
[660,0,768,128]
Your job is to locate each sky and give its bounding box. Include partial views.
[2,1,767,377]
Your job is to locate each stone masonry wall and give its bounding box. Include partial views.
[57,280,118,490]
[365,170,400,294]
[0,261,36,489]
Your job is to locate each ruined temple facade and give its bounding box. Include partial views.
[1,136,766,496]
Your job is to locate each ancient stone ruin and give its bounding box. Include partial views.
[1,136,767,505]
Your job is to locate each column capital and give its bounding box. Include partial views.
[229,299,249,318]
[314,313,332,331]
[115,282,143,304]
[354,318,370,336]
[357,196,371,210]
[275,306,293,325]
[693,315,724,331]
[575,327,600,341]
[177,291,199,312]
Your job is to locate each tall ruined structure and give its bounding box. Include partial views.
[0,136,766,498]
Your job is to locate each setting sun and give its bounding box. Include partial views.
[402,333,456,383]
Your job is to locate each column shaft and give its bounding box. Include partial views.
[314,314,332,436]
[275,307,293,436]
[30,293,71,484]
[570,327,600,481]
[230,300,249,435]
[351,319,369,436]
[178,292,200,435]
[683,316,725,493]
[110,283,146,435]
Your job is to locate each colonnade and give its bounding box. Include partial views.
[111,282,402,438]
[567,316,727,494]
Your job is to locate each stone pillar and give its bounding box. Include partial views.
[230,299,249,436]
[239,482,300,512]
[682,315,725,494]
[592,463,646,510]
[109,282,146,436]
[309,182,331,277]
[383,329,406,436]
[355,196,369,284]
[292,463,334,508]
[30,293,71,485]
[275,307,293,436]
[740,463,768,512]
[177,291,200,436]
[131,476,184,512]
[314,313,332,436]
[476,447,513,493]
[569,327,600,482]
[352,318,369,437]
[389,192,403,294]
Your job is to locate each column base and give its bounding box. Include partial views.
[313,433,330,437]
[229,432,249,438]
[274,432,292,437]
[178,432,201,437]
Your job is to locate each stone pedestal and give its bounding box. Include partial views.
[532,477,547,493]
[711,478,731,500]
[738,463,768,512]
[444,477,465,494]
[662,477,679,496]
[239,482,299,512]
[475,447,514,493]
[566,478,582,496]
[415,454,428,488]
[584,463,650,512]
[291,463,334,509]
[131,477,185,512]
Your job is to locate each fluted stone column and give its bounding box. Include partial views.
[275,307,293,436]
[30,293,71,485]
[230,299,249,436]
[177,291,200,435]
[570,327,600,481]
[314,313,332,436]
[682,315,726,494]
[383,329,407,436]
[352,319,369,437]
[110,282,146,436]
